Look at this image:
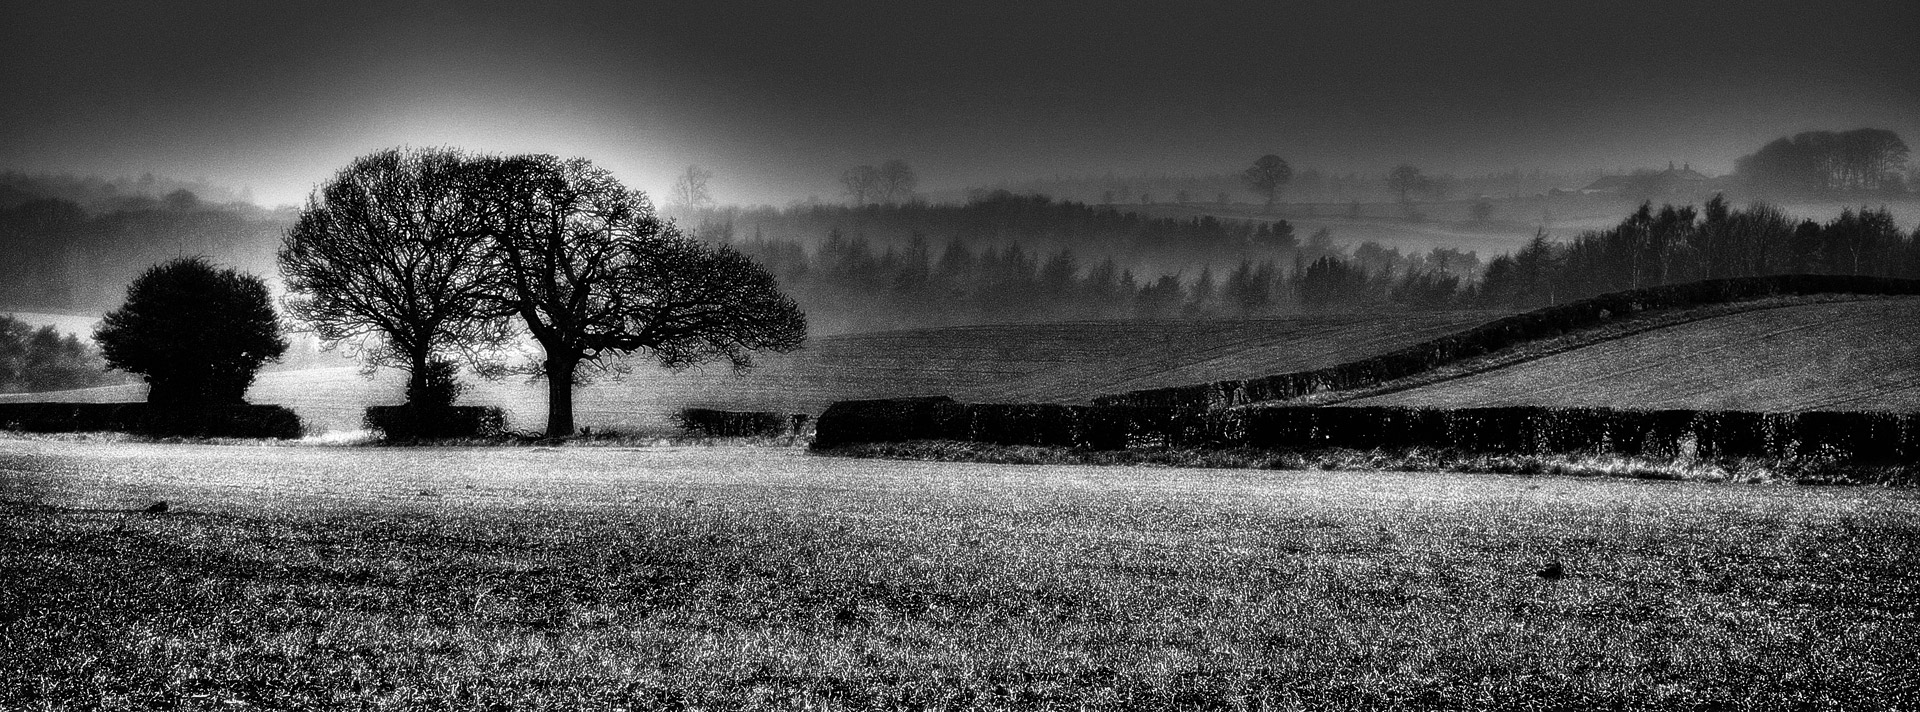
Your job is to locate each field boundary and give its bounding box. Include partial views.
[1292,294,1893,406]
[813,398,1920,469]
[1094,275,1920,411]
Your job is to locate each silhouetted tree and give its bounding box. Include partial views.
[279,148,512,409]
[95,257,286,407]
[840,165,882,205]
[1242,155,1293,211]
[878,159,918,204]
[472,154,806,437]
[1736,129,1911,195]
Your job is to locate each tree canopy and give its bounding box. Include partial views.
[1735,128,1910,195]
[279,147,512,408]
[470,154,807,437]
[96,257,286,407]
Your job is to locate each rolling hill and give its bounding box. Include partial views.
[1350,298,1920,412]
[0,312,1496,433]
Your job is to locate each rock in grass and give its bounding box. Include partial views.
[1536,561,1565,580]
[143,501,169,514]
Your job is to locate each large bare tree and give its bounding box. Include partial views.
[279,147,511,407]
[472,154,806,437]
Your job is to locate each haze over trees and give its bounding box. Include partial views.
[95,257,286,408]
[0,315,112,393]
[840,160,919,206]
[1735,128,1910,196]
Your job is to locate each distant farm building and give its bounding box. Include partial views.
[1579,163,1714,197]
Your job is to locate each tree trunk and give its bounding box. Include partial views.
[542,351,578,438]
[405,349,430,408]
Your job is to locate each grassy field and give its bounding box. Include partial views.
[3,436,1917,709]
[1356,298,1920,412]
[0,313,1495,434]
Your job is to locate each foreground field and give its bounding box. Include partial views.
[2,438,1916,709]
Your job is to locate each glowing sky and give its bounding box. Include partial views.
[4,0,1915,206]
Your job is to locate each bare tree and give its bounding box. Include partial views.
[279,147,511,407]
[472,154,806,437]
[670,164,715,210]
[878,159,918,204]
[840,164,881,205]
[1241,154,1293,212]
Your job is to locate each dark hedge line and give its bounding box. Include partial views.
[813,397,1920,464]
[1097,274,1920,410]
[364,405,508,441]
[0,402,303,439]
[676,408,809,437]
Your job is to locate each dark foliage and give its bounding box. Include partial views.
[0,402,301,439]
[1476,198,1920,309]
[813,397,1920,465]
[94,257,287,408]
[1104,274,1920,411]
[1734,129,1909,196]
[676,408,802,437]
[0,316,113,393]
[363,404,508,441]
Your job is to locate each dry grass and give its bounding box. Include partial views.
[3,439,1918,709]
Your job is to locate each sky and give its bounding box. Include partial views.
[3,0,1916,207]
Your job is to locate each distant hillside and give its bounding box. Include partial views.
[1352,298,1920,412]
[0,312,1493,433]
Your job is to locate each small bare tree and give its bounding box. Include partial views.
[878,159,917,204]
[840,165,881,205]
[670,164,715,210]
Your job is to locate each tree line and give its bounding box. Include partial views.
[0,315,115,393]
[1476,197,1920,308]
[724,222,1484,332]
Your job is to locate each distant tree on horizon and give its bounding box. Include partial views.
[1735,129,1910,195]
[670,164,716,210]
[1241,154,1293,211]
[878,159,918,204]
[840,164,881,205]
[1386,165,1430,204]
